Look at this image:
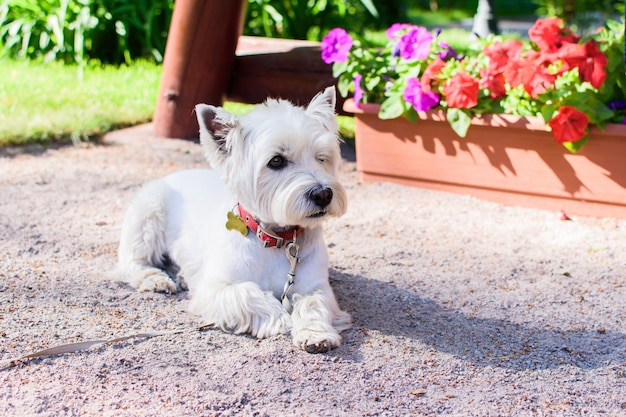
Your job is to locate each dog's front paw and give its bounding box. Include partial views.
[292,329,341,354]
[302,340,332,354]
[251,311,292,339]
[136,269,179,294]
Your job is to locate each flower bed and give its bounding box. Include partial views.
[346,99,626,219]
[322,18,625,153]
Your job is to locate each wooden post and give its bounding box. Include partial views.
[154,0,246,139]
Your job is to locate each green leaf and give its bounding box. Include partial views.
[358,0,379,18]
[404,108,418,123]
[379,96,404,120]
[446,108,471,137]
[606,19,621,32]
[332,60,348,78]
[365,75,380,91]
[561,92,615,125]
[337,76,351,98]
[540,103,557,123]
[562,136,588,153]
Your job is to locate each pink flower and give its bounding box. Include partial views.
[437,41,459,61]
[397,26,434,60]
[386,23,417,40]
[321,28,353,64]
[403,77,440,111]
[353,74,363,106]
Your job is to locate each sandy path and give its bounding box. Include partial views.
[1,124,625,416]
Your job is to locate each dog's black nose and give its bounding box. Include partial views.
[309,186,333,208]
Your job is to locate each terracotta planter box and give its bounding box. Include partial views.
[344,99,626,219]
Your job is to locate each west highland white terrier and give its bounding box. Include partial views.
[117,87,351,353]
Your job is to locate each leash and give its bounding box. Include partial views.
[1,323,214,369]
[225,203,302,312]
[4,205,306,368]
[281,240,300,312]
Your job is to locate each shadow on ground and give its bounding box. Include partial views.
[330,269,625,371]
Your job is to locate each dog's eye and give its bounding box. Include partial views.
[268,155,287,170]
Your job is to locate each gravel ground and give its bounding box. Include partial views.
[1,123,625,416]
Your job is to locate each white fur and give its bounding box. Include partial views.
[117,87,352,352]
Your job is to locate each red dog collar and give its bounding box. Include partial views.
[236,204,303,248]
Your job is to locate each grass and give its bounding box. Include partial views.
[0,59,356,147]
[406,8,473,28]
[0,59,162,146]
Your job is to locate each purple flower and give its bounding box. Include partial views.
[353,74,363,106]
[608,100,626,110]
[321,28,353,64]
[392,43,401,58]
[386,23,417,40]
[397,27,434,61]
[438,41,459,61]
[403,77,439,111]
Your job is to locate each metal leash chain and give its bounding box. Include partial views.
[281,232,300,312]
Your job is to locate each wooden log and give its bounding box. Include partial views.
[153,0,246,139]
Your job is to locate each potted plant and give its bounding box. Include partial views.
[321,18,626,218]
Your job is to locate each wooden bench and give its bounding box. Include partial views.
[229,36,340,109]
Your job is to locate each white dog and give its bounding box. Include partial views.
[117,87,351,353]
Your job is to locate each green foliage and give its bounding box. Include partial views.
[379,94,405,120]
[0,0,173,65]
[446,108,471,138]
[325,17,626,151]
[244,0,403,41]
[533,0,624,30]
[0,0,401,63]
[0,59,161,145]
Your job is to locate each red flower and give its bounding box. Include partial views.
[581,42,608,88]
[480,69,506,99]
[548,106,589,143]
[558,41,608,88]
[483,39,523,74]
[420,57,446,92]
[503,57,525,88]
[529,17,580,52]
[444,71,479,108]
[506,51,556,98]
[523,63,557,98]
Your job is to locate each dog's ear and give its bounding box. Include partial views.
[306,86,338,133]
[195,104,238,155]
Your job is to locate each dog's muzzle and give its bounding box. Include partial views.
[308,186,333,209]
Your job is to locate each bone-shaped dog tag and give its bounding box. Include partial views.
[225,211,248,236]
